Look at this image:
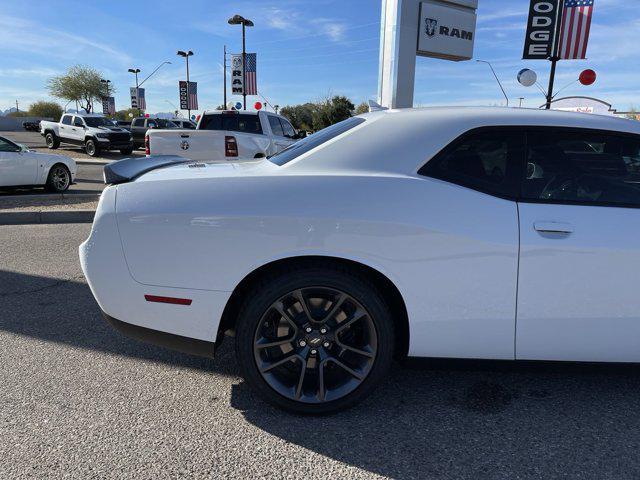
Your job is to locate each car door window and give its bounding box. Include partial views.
[523,131,640,208]
[61,115,73,126]
[73,117,84,127]
[268,115,285,137]
[419,129,525,199]
[0,137,20,152]
[132,119,144,128]
[280,119,296,139]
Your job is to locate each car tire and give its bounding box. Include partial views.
[85,139,99,157]
[120,147,133,155]
[235,263,395,414]
[45,164,71,192]
[45,133,59,149]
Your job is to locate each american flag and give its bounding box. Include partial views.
[244,53,257,95]
[557,0,595,60]
[137,88,146,110]
[188,82,198,110]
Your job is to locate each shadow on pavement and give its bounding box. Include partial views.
[0,269,238,377]
[231,352,640,478]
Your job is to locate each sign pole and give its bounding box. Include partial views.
[545,1,564,109]
[242,23,247,111]
[223,45,227,108]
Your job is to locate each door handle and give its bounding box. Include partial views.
[534,221,574,234]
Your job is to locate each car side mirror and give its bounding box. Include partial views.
[295,131,307,139]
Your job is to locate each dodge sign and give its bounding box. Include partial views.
[523,0,562,59]
[417,0,477,61]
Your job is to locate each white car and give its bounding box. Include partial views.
[146,110,302,161]
[80,107,640,413]
[0,135,77,192]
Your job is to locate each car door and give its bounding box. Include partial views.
[279,118,298,148]
[59,114,74,141]
[70,116,86,144]
[268,115,290,152]
[0,137,37,186]
[131,118,146,147]
[415,129,524,359]
[516,129,640,362]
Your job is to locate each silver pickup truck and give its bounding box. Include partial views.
[146,110,305,161]
[41,113,134,157]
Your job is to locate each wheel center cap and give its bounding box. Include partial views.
[308,336,323,347]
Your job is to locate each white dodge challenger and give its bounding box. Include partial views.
[80,107,640,413]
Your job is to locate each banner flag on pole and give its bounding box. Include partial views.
[557,0,594,59]
[179,81,198,110]
[130,88,146,110]
[230,54,244,95]
[102,96,116,116]
[244,53,257,95]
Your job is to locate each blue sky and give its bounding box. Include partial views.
[0,0,637,115]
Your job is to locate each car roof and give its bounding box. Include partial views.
[285,106,640,176]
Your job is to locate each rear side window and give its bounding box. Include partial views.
[268,115,285,136]
[269,117,366,166]
[419,130,525,199]
[61,115,73,125]
[200,113,263,134]
[523,131,640,208]
[281,118,296,138]
[132,119,144,127]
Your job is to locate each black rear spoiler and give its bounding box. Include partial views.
[103,155,191,185]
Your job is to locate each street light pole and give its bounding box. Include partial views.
[128,68,141,116]
[177,50,194,119]
[228,15,254,111]
[477,60,509,107]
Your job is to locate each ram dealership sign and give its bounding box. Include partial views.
[417,0,478,61]
[523,0,561,59]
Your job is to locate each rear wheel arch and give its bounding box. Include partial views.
[218,256,410,359]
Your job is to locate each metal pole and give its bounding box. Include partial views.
[546,1,564,110]
[242,22,247,111]
[223,45,227,108]
[186,55,191,119]
[135,71,141,117]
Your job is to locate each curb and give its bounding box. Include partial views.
[0,210,95,225]
[0,192,101,201]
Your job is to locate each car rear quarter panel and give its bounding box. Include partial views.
[115,174,519,358]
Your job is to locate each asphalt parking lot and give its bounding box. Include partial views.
[2,223,640,479]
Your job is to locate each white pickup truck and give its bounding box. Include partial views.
[41,113,134,157]
[145,110,305,161]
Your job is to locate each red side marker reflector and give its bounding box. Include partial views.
[144,295,192,306]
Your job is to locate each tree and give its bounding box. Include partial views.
[47,65,110,113]
[354,102,369,115]
[280,103,315,131]
[28,101,63,120]
[311,95,354,131]
[114,108,140,121]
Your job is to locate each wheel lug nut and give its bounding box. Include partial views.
[323,342,330,348]
[299,340,306,347]
[305,327,312,333]
[320,328,327,334]
[310,349,317,355]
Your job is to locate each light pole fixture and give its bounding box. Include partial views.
[477,60,509,107]
[228,14,254,111]
[177,50,194,119]
[127,68,142,116]
[139,61,172,87]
